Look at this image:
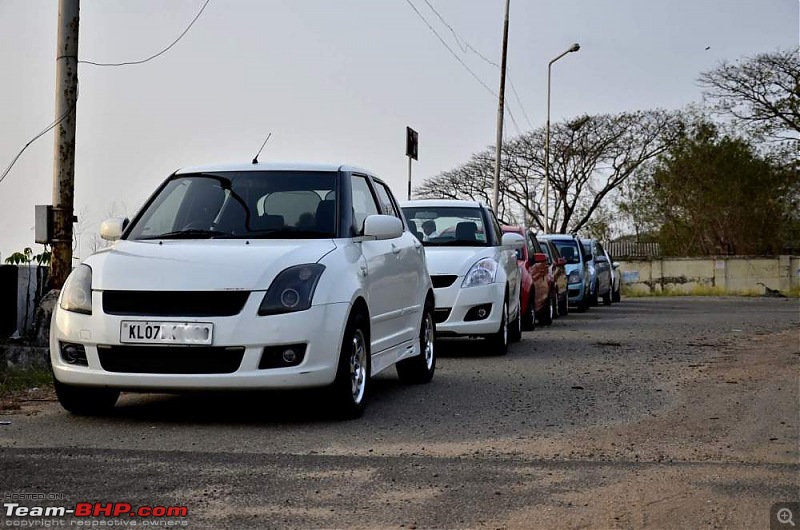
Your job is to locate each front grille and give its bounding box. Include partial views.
[98,345,245,374]
[431,275,458,288]
[434,308,451,324]
[103,291,249,317]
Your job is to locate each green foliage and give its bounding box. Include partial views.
[622,121,799,255]
[4,246,51,266]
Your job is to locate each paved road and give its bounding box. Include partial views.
[1,297,798,529]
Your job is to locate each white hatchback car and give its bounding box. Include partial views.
[401,200,524,354]
[51,162,435,418]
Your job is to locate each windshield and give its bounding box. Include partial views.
[402,206,490,247]
[126,171,338,240]
[551,239,581,264]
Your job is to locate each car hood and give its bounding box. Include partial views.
[423,246,498,277]
[564,262,584,277]
[85,239,337,291]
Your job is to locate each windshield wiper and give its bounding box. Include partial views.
[140,229,229,240]
[247,227,334,239]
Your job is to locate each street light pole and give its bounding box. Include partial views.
[544,42,579,234]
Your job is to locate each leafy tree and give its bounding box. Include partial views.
[621,122,799,255]
[699,47,800,143]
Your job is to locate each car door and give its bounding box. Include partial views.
[351,174,407,357]
[595,241,611,295]
[371,178,422,343]
[528,234,549,311]
[488,209,520,318]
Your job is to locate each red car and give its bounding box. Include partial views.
[501,226,554,329]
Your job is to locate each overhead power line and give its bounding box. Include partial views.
[62,0,211,67]
[2,1,211,187]
[404,0,498,98]
[0,98,77,186]
[418,0,531,133]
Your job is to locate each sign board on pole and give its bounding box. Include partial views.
[406,127,418,161]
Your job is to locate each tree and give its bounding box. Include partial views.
[415,110,682,233]
[621,122,799,255]
[699,47,800,143]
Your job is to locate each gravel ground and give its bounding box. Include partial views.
[0,297,797,529]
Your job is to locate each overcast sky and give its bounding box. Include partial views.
[0,0,797,260]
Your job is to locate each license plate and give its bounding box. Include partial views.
[120,321,213,345]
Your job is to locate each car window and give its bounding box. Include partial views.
[402,206,489,247]
[373,181,401,219]
[551,239,581,264]
[351,174,380,234]
[126,171,337,240]
[537,238,552,262]
[487,210,503,246]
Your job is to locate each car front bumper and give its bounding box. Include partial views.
[431,280,505,336]
[50,292,350,391]
[567,280,588,303]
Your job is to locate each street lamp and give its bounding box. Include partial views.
[544,42,580,234]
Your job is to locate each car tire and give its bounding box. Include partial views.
[536,292,554,325]
[486,299,509,355]
[508,301,522,343]
[558,291,569,317]
[576,294,590,312]
[521,294,535,332]
[330,311,370,419]
[612,288,621,303]
[602,289,612,305]
[396,300,436,384]
[53,377,119,415]
[589,287,599,306]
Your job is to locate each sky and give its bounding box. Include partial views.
[0,0,798,261]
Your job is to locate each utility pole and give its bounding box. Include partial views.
[491,0,510,213]
[51,0,80,289]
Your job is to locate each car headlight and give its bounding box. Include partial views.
[258,264,325,316]
[462,258,498,288]
[567,269,581,284]
[60,264,92,315]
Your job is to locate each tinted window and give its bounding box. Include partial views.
[373,181,401,219]
[126,171,337,240]
[551,239,581,264]
[538,238,552,262]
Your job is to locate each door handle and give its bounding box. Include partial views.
[391,244,402,255]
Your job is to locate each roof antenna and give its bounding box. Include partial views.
[252,132,272,164]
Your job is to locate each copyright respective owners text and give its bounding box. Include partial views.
[773,502,800,530]
[2,494,190,528]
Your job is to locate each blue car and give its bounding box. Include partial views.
[539,234,591,312]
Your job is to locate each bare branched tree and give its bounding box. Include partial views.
[699,47,800,142]
[415,110,682,234]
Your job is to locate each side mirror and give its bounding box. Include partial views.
[584,253,593,261]
[613,261,620,269]
[100,217,129,241]
[363,214,403,240]
[556,257,566,267]
[501,232,525,250]
[533,252,548,264]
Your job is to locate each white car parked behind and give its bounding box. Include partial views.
[51,162,435,418]
[401,200,524,354]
